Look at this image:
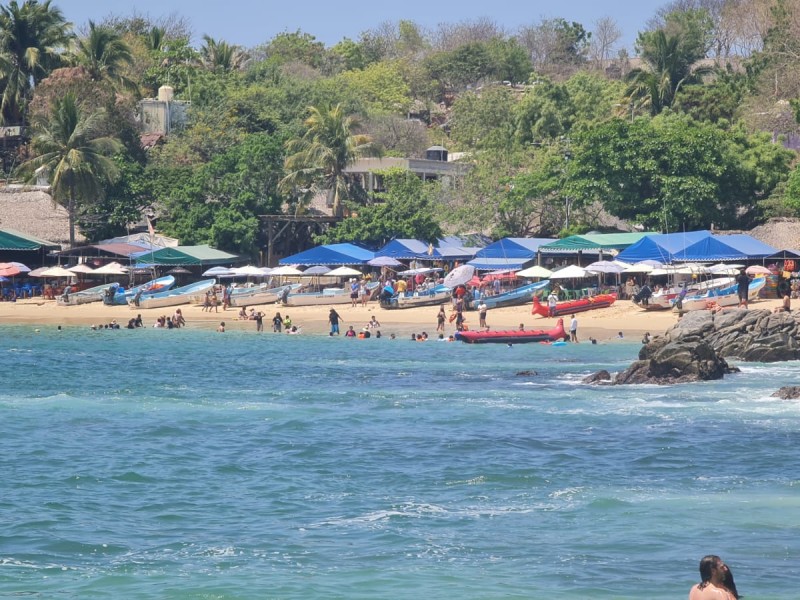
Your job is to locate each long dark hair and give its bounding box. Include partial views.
[698,555,741,599]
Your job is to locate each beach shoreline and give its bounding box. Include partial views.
[0,295,786,339]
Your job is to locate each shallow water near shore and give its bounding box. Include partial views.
[1,324,798,599]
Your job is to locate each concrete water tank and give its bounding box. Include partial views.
[158,85,174,102]
[425,145,448,161]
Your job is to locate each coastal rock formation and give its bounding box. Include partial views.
[613,338,737,385]
[772,386,800,399]
[597,307,800,385]
[582,369,611,384]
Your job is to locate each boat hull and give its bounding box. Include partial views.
[380,286,452,309]
[229,284,301,307]
[455,319,568,344]
[105,276,175,305]
[480,280,550,309]
[532,294,616,317]
[131,280,216,309]
[57,283,119,306]
[675,278,765,312]
[284,282,380,307]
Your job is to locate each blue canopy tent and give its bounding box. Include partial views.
[616,231,712,263]
[278,243,374,265]
[674,235,777,262]
[467,237,555,270]
[374,239,441,259]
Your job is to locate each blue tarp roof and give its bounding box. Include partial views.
[466,257,534,270]
[279,243,374,265]
[375,239,440,259]
[472,238,556,259]
[674,235,777,262]
[616,231,712,263]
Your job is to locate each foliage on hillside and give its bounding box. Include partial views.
[3,0,800,257]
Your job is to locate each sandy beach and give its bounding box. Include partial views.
[0,295,786,338]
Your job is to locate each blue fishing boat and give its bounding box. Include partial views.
[479,280,550,309]
[104,275,175,305]
[129,279,216,309]
[379,284,453,309]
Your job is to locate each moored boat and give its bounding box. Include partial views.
[531,293,616,318]
[283,282,380,307]
[104,275,175,305]
[57,282,119,306]
[379,284,452,309]
[229,283,303,307]
[129,279,216,309]
[480,280,550,309]
[634,277,735,310]
[455,318,568,344]
[674,277,766,312]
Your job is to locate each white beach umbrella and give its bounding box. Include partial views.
[39,266,76,278]
[271,265,305,276]
[260,267,274,276]
[549,265,591,279]
[7,261,30,272]
[231,265,267,277]
[202,266,233,277]
[301,265,331,276]
[68,264,95,274]
[326,266,363,278]
[585,260,627,274]
[516,265,553,278]
[624,261,662,273]
[442,264,475,288]
[708,263,744,275]
[93,262,129,275]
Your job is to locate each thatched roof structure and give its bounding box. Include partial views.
[746,218,800,251]
[0,187,82,248]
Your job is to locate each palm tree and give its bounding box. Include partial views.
[623,30,710,116]
[200,35,248,72]
[17,93,123,247]
[145,26,166,52]
[71,20,136,92]
[280,104,378,217]
[0,0,72,124]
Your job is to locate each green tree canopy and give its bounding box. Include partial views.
[315,168,442,245]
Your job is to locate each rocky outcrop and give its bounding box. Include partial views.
[582,369,611,384]
[593,308,798,385]
[772,386,800,399]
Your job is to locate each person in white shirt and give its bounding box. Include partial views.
[569,314,578,343]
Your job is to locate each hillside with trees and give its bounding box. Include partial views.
[3,0,800,258]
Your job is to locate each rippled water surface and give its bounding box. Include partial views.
[1,325,798,599]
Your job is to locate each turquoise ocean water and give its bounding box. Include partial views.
[1,324,799,599]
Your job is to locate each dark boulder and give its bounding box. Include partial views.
[772,386,800,399]
[582,369,611,384]
[616,339,737,385]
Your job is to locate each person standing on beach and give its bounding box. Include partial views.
[272,312,282,332]
[547,291,558,317]
[329,307,343,335]
[478,300,488,329]
[569,314,578,343]
[736,269,750,309]
[436,305,446,332]
[689,555,740,600]
[255,311,264,332]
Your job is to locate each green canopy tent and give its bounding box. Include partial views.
[0,228,60,266]
[133,244,239,267]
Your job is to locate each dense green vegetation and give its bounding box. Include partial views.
[2,0,800,258]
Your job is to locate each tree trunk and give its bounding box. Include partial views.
[68,184,76,249]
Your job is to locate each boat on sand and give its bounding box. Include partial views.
[455,319,567,344]
[104,275,175,305]
[531,293,616,318]
[129,279,216,309]
[57,282,119,306]
[480,280,550,309]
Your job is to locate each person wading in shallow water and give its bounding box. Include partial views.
[688,555,741,600]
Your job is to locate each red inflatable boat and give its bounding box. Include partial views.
[454,318,568,344]
[531,294,616,318]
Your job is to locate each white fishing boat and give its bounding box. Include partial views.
[379,284,452,309]
[283,282,380,307]
[130,279,216,309]
[229,283,303,307]
[675,277,766,312]
[637,277,735,310]
[57,282,119,306]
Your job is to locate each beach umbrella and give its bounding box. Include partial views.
[260,267,273,276]
[27,267,48,277]
[301,265,331,275]
[624,261,661,273]
[68,264,95,274]
[368,256,403,267]
[0,264,22,277]
[549,265,591,279]
[202,266,233,277]
[516,265,553,278]
[39,266,76,278]
[93,262,129,275]
[746,265,772,276]
[271,265,304,276]
[326,266,363,278]
[585,260,627,274]
[231,265,268,277]
[672,263,710,275]
[443,264,475,288]
[0,275,8,282]
[708,263,744,275]
[0,261,30,273]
